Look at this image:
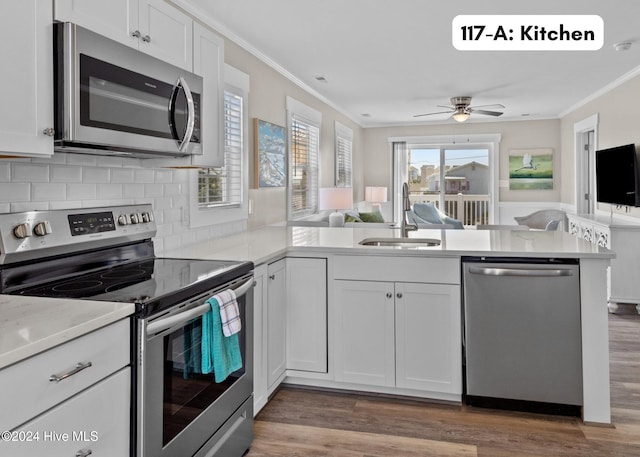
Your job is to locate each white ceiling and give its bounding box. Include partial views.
[185,0,640,127]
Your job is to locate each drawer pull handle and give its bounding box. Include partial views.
[76,449,93,457]
[49,362,92,383]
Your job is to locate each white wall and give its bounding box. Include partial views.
[560,72,640,220]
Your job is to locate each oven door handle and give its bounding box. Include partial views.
[145,277,254,336]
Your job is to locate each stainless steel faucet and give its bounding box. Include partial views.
[401,182,418,237]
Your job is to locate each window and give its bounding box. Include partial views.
[189,64,249,228]
[287,97,321,220]
[197,90,243,208]
[335,121,353,187]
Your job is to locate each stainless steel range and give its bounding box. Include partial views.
[0,204,254,457]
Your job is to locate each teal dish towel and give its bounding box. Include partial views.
[201,297,243,383]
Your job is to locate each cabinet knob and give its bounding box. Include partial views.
[131,30,141,38]
[42,127,55,136]
[386,292,392,299]
[396,292,403,299]
[142,35,151,43]
[75,449,93,457]
[269,274,275,280]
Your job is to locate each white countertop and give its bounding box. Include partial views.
[164,225,614,265]
[0,296,133,370]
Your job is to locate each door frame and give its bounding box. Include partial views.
[574,114,599,214]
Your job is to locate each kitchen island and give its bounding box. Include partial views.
[165,225,614,424]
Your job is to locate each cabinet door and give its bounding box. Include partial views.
[395,282,462,394]
[267,259,287,390]
[138,0,193,70]
[333,280,395,387]
[6,368,130,457]
[191,22,224,167]
[287,258,327,372]
[54,0,139,49]
[0,0,53,157]
[252,264,268,415]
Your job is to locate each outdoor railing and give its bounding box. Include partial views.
[409,193,490,226]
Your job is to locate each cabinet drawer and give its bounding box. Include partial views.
[4,368,130,456]
[0,319,130,432]
[333,255,460,284]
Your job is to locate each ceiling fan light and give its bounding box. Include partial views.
[452,112,470,122]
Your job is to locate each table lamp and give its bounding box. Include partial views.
[365,186,388,213]
[319,187,353,227]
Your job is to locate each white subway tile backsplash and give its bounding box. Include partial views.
[68,183,97,200]
[51,165,82,183]
[96,184,123,199]
[0,183,30,202]
[154,169,173,183]
[67,154,97,167]
[110,168,135,183]
[134,169,155,183]
[0,157,247,254]
[12,164,49,182]
[84,167,110,183]
[144,183,164,197]
[0,163,10,182]
[32,183,66,201]
[11,201,49,212]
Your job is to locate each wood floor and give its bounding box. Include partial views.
[247,313,640,456]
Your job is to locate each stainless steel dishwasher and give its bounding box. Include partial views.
[462,257,582,415]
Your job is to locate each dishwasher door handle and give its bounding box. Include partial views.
[468,266,575,277]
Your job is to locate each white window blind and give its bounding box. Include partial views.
[287,97,321,219]
[198,90,243,208]
[335,121,353,187]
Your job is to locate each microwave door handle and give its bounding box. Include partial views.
[168,77,195,153]
[145,277,255,336]
[177,76,195,152]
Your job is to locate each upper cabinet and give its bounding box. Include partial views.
[0,0,54,157]
[55,0,193,71]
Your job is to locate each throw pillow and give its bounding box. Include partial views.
[358,211,385,223]
[344,213,362,223]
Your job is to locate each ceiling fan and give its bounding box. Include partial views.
[414,96,505,122]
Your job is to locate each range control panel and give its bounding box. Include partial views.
[0,204,157,264]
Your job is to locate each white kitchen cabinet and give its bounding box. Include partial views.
[333,280,395,386]
[252,264,268,415]
[0,319,131,452]
[286,258,327,373]
[332,255,462,396]
[568,213,640,308]
[266,258,287,391]
[0,0,53,157]
[6,369,130,457]
[55,0,193,70]
[395,282,461,393]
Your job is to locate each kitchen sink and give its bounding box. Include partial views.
[358,237,441,247]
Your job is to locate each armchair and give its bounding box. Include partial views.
[408,203,464,229]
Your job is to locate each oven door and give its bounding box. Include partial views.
[137,275,253,457]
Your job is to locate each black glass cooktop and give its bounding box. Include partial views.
[9,257,253,317]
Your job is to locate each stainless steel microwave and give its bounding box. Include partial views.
[54,22,202,158]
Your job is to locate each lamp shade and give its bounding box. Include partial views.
[319,187,353,211]
[365,186,388,203]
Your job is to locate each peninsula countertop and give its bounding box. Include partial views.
[163,225,614,265]
[0,296,133,370]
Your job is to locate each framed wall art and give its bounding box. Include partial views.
[508,148,554,190]
[254,118,286,188]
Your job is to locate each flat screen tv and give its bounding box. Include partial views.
[595,143,640,207]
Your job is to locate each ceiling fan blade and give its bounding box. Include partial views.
[469,109,503,117]
[468,103,505,110]
[413,110,456,118]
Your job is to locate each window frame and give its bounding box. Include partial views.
[189,64,249,228]
[286,96,322,221]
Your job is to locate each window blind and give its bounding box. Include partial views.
[290,116,320,216]
[198,90,243,208]
[335,121,353,187]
